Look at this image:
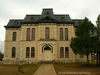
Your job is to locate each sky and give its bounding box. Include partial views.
[0,0,100,53]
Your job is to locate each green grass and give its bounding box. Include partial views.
[0,63,40,75]
[53,62,100,75]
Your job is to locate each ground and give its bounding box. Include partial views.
[53,62,100,75]
[0,61,40,75]
[0,61,100,75]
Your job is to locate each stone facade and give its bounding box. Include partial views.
[4,8,91,64]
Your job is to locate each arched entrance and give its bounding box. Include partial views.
[43,45,53,61]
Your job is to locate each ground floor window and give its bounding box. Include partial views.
[26,47,35,58]
[79,52,84,58]
[12,47,16,57]
[26,47,30,58]
[60,47,64,58]
[60,47,69,58]
[31,47,35,57]
[65,47,69,58]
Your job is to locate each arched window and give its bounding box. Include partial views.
[44,46,51,50]
[31,47,35,57]
[60,28,63,40]
[45,27,50,39]
[26,47,30,58]
[65,47,69,58]
[79,52,84,58]
[12,47,16,57]
[32,28,35,40]
[12,32,16,41]
[27,28,30,40]
[60,47,64,58]
[65,28,68,40]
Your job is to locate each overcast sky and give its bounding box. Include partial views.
[0,0,100,52]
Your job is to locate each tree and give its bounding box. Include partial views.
[70,17,95,65]
[0,51,3,61]
[96,15,100,65]
[92,28,100,66]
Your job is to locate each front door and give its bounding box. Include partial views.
[43,46,52,61]
[43,50,51,61]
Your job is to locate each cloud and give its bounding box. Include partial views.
[0,40,4,53]
[0,0,100,41]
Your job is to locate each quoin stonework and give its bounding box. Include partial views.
[4,8,91,64]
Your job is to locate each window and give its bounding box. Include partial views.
[44,46,51,50]
[60,28,63,40]
[65,28,68,40]
[45,27,50,39]
[26,47,30,58]
[12,47,16,57]
[65,47,69,58]
[79,52,84,58]
[32,28,35,40]
[27,28,30,40]
[12,32,16,41]
[60,47,64,58]
[31,47,35,58]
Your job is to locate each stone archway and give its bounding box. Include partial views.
[42,44,53,61]
[42,44,53,53]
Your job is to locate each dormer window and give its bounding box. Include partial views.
[60,17,65,21]
[31,17,35,21]
[46,16,49,18]
[46,12,50,15]
[15,21,18,24]
[62,17,64,19]
[31,17,34,19]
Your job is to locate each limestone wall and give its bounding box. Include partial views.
[4,23,91,64]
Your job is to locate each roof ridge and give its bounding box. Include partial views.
[26,14,41,16]
[55,14,69,16]
[9,19,23,21]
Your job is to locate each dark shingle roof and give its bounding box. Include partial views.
[24,15,40,21]
[5,19,23,28]
[55,15,72,22]
[72,19,84,28]
[5,8,84,28]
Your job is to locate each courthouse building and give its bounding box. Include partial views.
[4,8,91,64]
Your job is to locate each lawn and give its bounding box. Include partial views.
[53,62,100,75]
[0,61,40,75]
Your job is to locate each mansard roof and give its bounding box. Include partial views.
[72,19,84,28]
[5,8,84,28]
[4,19,23,28]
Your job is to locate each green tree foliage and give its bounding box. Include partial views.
[92,28,100,65]
[0,51,3,61]
[75,17,95,37]
[70,17,95,65]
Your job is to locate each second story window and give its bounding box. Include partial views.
[45,27,50,39]
[27,28,30,40]
[60,28,63,40]
[12,32,16,41]
[65,28,68,40]
[32,28,35,40]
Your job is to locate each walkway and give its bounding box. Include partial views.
[33,64,57,75]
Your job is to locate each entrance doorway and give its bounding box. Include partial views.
[43,46,52,61]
